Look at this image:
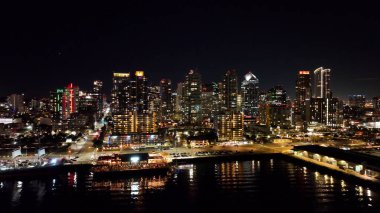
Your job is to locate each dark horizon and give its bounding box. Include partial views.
[1,1,379,99]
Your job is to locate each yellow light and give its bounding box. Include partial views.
[114,73,130,77]
[135,71,144,77]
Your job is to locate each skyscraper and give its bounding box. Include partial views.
[295,71,312,127]
[130,71,148,113]
[93,80,104,118]
[182,69,202,124]
[111,71,155,141]
[111,73,130,114]
[50,89,63,120]
[159,79,173,120]
[222,69,238,111]
[241,71,259,117]
[310,67,342,127]
[314,67,332,99]
[112,71,148,113]
[62,83,79,119]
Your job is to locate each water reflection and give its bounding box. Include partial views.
[0,159,378,212]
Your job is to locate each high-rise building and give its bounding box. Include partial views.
[172,82,184,122]
[311,97,342,127]
[111,73,130,114]
[111,71,148,113]
[182,69,202,124]
[348,95,366,108]
[111,71,156,142]
[314,67,332,99]
[211,82,222,118]
[257,86,291,128]
[159,79,173,120]
[50,89,64,120]
[295,71,312,128]
[201,84,215,123]
[8,94,25,114]
[78,90,97,113]
[62,83,79,119]
[373,97,380,111]
[241,71,259,117]
[130,71,148,113]
[93,80,104,118]
[222,69,238,111]
[217,111,244,141]
[310,67,342,127]
[267,85,287,104]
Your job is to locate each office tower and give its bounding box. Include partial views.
[241,71,259,117]
[314,67,332,99]
[62,83,79,119]
[182,69,202,124]
[159,79,173,120]
[295,71,312,128]
[50,89,64,120]
[348,95,366,108]
[78,90,97,113]
[222,69,238,111]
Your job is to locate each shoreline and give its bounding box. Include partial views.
[1,152,379,188]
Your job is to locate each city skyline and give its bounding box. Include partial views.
[1,1,380,98]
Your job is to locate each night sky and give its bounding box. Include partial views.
[0,1,379,99]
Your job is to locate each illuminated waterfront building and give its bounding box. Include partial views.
[217,111,244,141]
[111,71,157,143]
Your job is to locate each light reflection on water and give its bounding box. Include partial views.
[0,159,378,212]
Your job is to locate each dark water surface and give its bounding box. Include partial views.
[0,158,378,213]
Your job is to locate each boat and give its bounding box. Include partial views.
[90,152,172,177]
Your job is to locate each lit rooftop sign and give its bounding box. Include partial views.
[114,73,130,77]
[135,71,144,77]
